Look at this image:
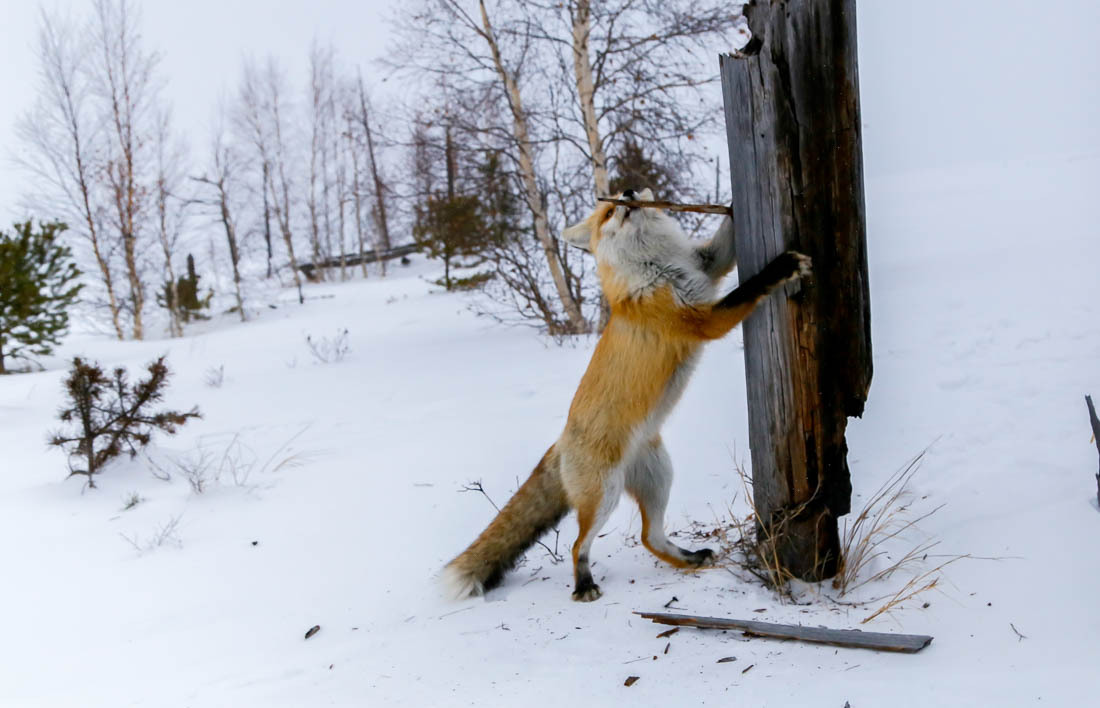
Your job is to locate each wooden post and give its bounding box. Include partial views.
[719,0,872,581]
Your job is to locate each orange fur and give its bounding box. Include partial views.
[443,194,808,601]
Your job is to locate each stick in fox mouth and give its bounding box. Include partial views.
[596,197,732,216]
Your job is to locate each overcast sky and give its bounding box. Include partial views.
[0,0,395,225]
[2,1,1098,226]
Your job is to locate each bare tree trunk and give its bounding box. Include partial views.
[261,160,274,278]
[95,0,149,340]
[720,0,871,581]
[266,63,305,303]
[356,74,391,276]
[348,114,368,278]
[330,85,347,281]
[568,0,612,330]
[155,180,182,338]
[477,0,588,334]
[569,0,608,197]
[82,180,125,340]
[216,184,246,321]
[308,48,326,281]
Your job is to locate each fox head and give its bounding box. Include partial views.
[561,188,677,258]
[562,187,702,301]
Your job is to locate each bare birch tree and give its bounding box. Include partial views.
[191,118,248,322]
[17,10,126,340]
[238,58,304,303]
[92,0,161,340]
[20,0,185,340]
[307,42,332,280]
[152,109,188,337]
[354,74,393,276]
[396,0,589,333]
[538,0,742,200]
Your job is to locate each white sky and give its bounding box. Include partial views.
[2,0,1098,226]
[0,0,395,225]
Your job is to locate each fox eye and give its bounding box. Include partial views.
[599,210,614,224]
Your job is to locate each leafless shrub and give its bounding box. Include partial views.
[173,448,214,494]
[305,329,350,364]
[203,365,225,388]
[120,514,182,554]
[121,492,143,510]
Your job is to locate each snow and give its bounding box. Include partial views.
[3,0,1100,699]
[1,148,1097,706]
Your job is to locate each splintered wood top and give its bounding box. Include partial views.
[596,197,732,215]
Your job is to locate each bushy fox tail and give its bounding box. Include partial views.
[442,446,569,599]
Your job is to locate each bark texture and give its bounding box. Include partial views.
[720,0,871,581]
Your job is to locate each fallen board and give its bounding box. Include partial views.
[635,611,933,654]
[596,197,732,216]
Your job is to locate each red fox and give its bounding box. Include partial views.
[443,188,811,601]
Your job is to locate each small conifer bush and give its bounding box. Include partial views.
[49,356,200,488]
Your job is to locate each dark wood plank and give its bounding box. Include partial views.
[719,0,872,581]
[298,243,418,280]
[636,611,932,654]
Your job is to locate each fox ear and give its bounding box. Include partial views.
[561,220,592,252]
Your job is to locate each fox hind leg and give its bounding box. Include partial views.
[627,439,714,568]
[567,467,623,602]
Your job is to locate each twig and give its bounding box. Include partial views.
[1010,623,1027,641]
[597,197,732,215]
[1085,395,1100,507]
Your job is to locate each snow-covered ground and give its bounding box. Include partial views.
[1,151,1097,706]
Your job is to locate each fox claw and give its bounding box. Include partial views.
[572,583,603,602]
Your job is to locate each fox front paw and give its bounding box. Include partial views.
[778,251,812,282]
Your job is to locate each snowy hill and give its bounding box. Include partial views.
[1,151,1098,706]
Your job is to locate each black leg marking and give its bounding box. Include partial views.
[685,547,716,567]
[717,251,811,310]
[572,553,603,601]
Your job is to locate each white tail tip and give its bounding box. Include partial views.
[440,563,485,601]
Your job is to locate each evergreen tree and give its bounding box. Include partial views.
[608,139,683,198]
[414,194,490,290]
[49,356,200,488]
[413,129,500,291]
[0,221,82,374]
[158,254,211,325]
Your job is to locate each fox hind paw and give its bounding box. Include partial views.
[686,547,716,567]
[572,581,603,602]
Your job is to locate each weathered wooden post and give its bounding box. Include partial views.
[719,0,872,581]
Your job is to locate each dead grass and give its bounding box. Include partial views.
[698,446,975,622]
[142,427,312,493]
[120,514,183,554]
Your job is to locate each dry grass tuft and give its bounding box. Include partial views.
[694,445,977,622]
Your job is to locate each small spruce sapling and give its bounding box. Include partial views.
[0,221,82,374]
[49,356,200,488]
[158,254,211,324]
